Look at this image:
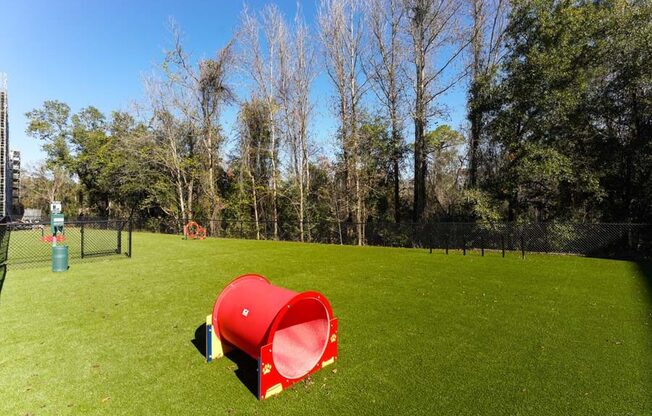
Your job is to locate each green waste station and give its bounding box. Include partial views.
[50,201,68,272]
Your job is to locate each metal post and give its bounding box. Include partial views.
[80,222,85,259]
[501,234,505,258]
[481,235,484,257]
[462,234,466,256]
[127,220,132,258]
[117,221,122,254]
[240,220,243,239]
[521,234,525,259]
[445,234,449,255]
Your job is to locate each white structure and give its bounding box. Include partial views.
[0,73,8,218]
[10,150,19,215]
[22,208,42,222]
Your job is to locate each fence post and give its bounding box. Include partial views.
[127,220,132,258]
[117,221,122,254]
[445,233,449,255]
[462,233,466,256]
[80,222,85,259]
[481,235,484,257]
[240,220,243,239]
[521,234,525,259]
[501,234,505,258]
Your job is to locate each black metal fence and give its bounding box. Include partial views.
[416,222,651,259]
[135,218,651,260]
[2,219,131,268]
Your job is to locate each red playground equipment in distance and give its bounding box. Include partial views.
[184,221,207,240]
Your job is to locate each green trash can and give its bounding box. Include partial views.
[52,245,69,272]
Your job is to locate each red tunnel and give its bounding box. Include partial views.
[211,274,339,399]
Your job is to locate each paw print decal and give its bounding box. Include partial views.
[262,363,272,375]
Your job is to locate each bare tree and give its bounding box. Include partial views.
[198,45,235,233]
[364,0,407,223]
[237,100,272,240]
[467,0,509,188]
[404,0,471,221]
[278,10,316,242]
[145,23,233,226]
[319,0,367,245]
[144,74,195,221]
[237,5,286,239]
[21,163,74,211]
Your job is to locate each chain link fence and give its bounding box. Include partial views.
[2,219,131,268]
[413,222,651,259]
[135,218,651,260]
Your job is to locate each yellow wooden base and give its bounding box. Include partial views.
[264,383,283,399]
[206,314,223,361]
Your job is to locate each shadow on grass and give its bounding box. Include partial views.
[635,261,652,391]
[637,260,652,305]
[191,323,207,356]
[8,254,130,270]
[191,322,259,399]
[0,264,6,303]
[226,349,259,398]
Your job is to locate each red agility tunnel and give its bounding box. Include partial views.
[207,274,339,400]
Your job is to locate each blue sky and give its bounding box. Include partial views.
[0,0,468,167]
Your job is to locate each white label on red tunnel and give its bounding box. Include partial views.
[242,308,249,317]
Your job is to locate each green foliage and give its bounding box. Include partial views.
[359,116,394,221]
[25,100,73,169]
[24,104,171,219]
[425,125,463,153]
[423,125,465,220]
[460,188,502,224]
[483,0,652,222]
[511,143,574,220]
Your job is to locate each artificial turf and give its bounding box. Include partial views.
[0,233,650,415]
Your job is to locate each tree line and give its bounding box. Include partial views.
[21,0,652,243]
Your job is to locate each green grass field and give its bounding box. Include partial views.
[0,233,650,415]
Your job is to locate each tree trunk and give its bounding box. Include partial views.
[206,124,218,235]
[269,112,279,240]
[468,118,480,187]
[249,170,260,240]
[268,41,279,240]
[352,109,362,245]
[413,111,427,222]
[303,134,311,241]
[391,117,401,223]
[468,82,481,188]
[299,182,305,242]
[340,98,351,223]
[187,181,194,220]
[413,19,427,222]
[295,137,305,242]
